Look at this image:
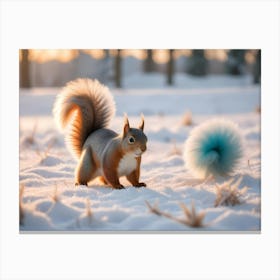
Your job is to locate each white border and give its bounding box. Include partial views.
[1,1,280,279]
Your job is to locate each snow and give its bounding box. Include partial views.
[19,74,261,232]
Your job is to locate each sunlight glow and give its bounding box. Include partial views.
[245,50,256,64]
[20,49,256,65]
[153,49,169,64]
[205,50,228,61]
[109,49,118,56]
[29,49,79,63]
[122,49,147,60]
[82,49,106,60]
[174,49,192,59]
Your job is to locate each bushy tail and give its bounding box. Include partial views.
[183,119,243,179]
[53,78,115,159]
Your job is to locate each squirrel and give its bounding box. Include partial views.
[53,78,147,189]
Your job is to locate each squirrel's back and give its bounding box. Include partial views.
[84,128,118,161]
[53,78,116,159]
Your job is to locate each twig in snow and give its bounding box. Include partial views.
[146,200,207,228]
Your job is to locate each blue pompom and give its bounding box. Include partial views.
[183,119,243,179]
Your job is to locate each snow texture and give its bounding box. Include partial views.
[19,74,261,232]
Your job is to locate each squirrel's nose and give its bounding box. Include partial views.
[140,145,146,152]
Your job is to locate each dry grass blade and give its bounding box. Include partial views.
[191,200,196,218]
[182,111,193,126]
[52,185,59,202]
[25,123,37,145]
[180,201,206,227]
[214,177,248,207]
[255,106,261,114]
[168,139,182,156]
[145,200,162,216]
[146,200,207,228]
[44,138,56,157]
[19,184,25,225]
[180,202,192,220]
[36,138,57,163]
[35,147,45,162]
[247,159,252,172]
[86,198,93,224]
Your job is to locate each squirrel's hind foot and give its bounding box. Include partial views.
[112,184,125,190]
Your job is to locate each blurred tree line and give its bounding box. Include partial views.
[20,49,261,88]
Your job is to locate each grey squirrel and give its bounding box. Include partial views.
[53,78,147,189]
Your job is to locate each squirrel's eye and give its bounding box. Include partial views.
[128,136,135,144]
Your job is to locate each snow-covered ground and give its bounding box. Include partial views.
[19,74,261,232]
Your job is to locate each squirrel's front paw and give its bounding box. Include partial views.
[75,182,88,187]
[113,184,125,190]
[134,182,146,188]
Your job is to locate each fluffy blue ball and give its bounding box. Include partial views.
[183,119,243,179]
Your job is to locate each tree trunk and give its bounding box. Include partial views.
[253,50,261,84]
[144,49,154,72]
[226,50,245,75]
[167,49,174,85]
[115,49,122,88]
[20,49,30,88]
[187,50,208,76]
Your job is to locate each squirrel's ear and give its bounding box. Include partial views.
[139,114,144,131]
[123,114,130,136]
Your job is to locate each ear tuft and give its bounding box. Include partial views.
[139,113,144,131]
[123,113,130,136]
